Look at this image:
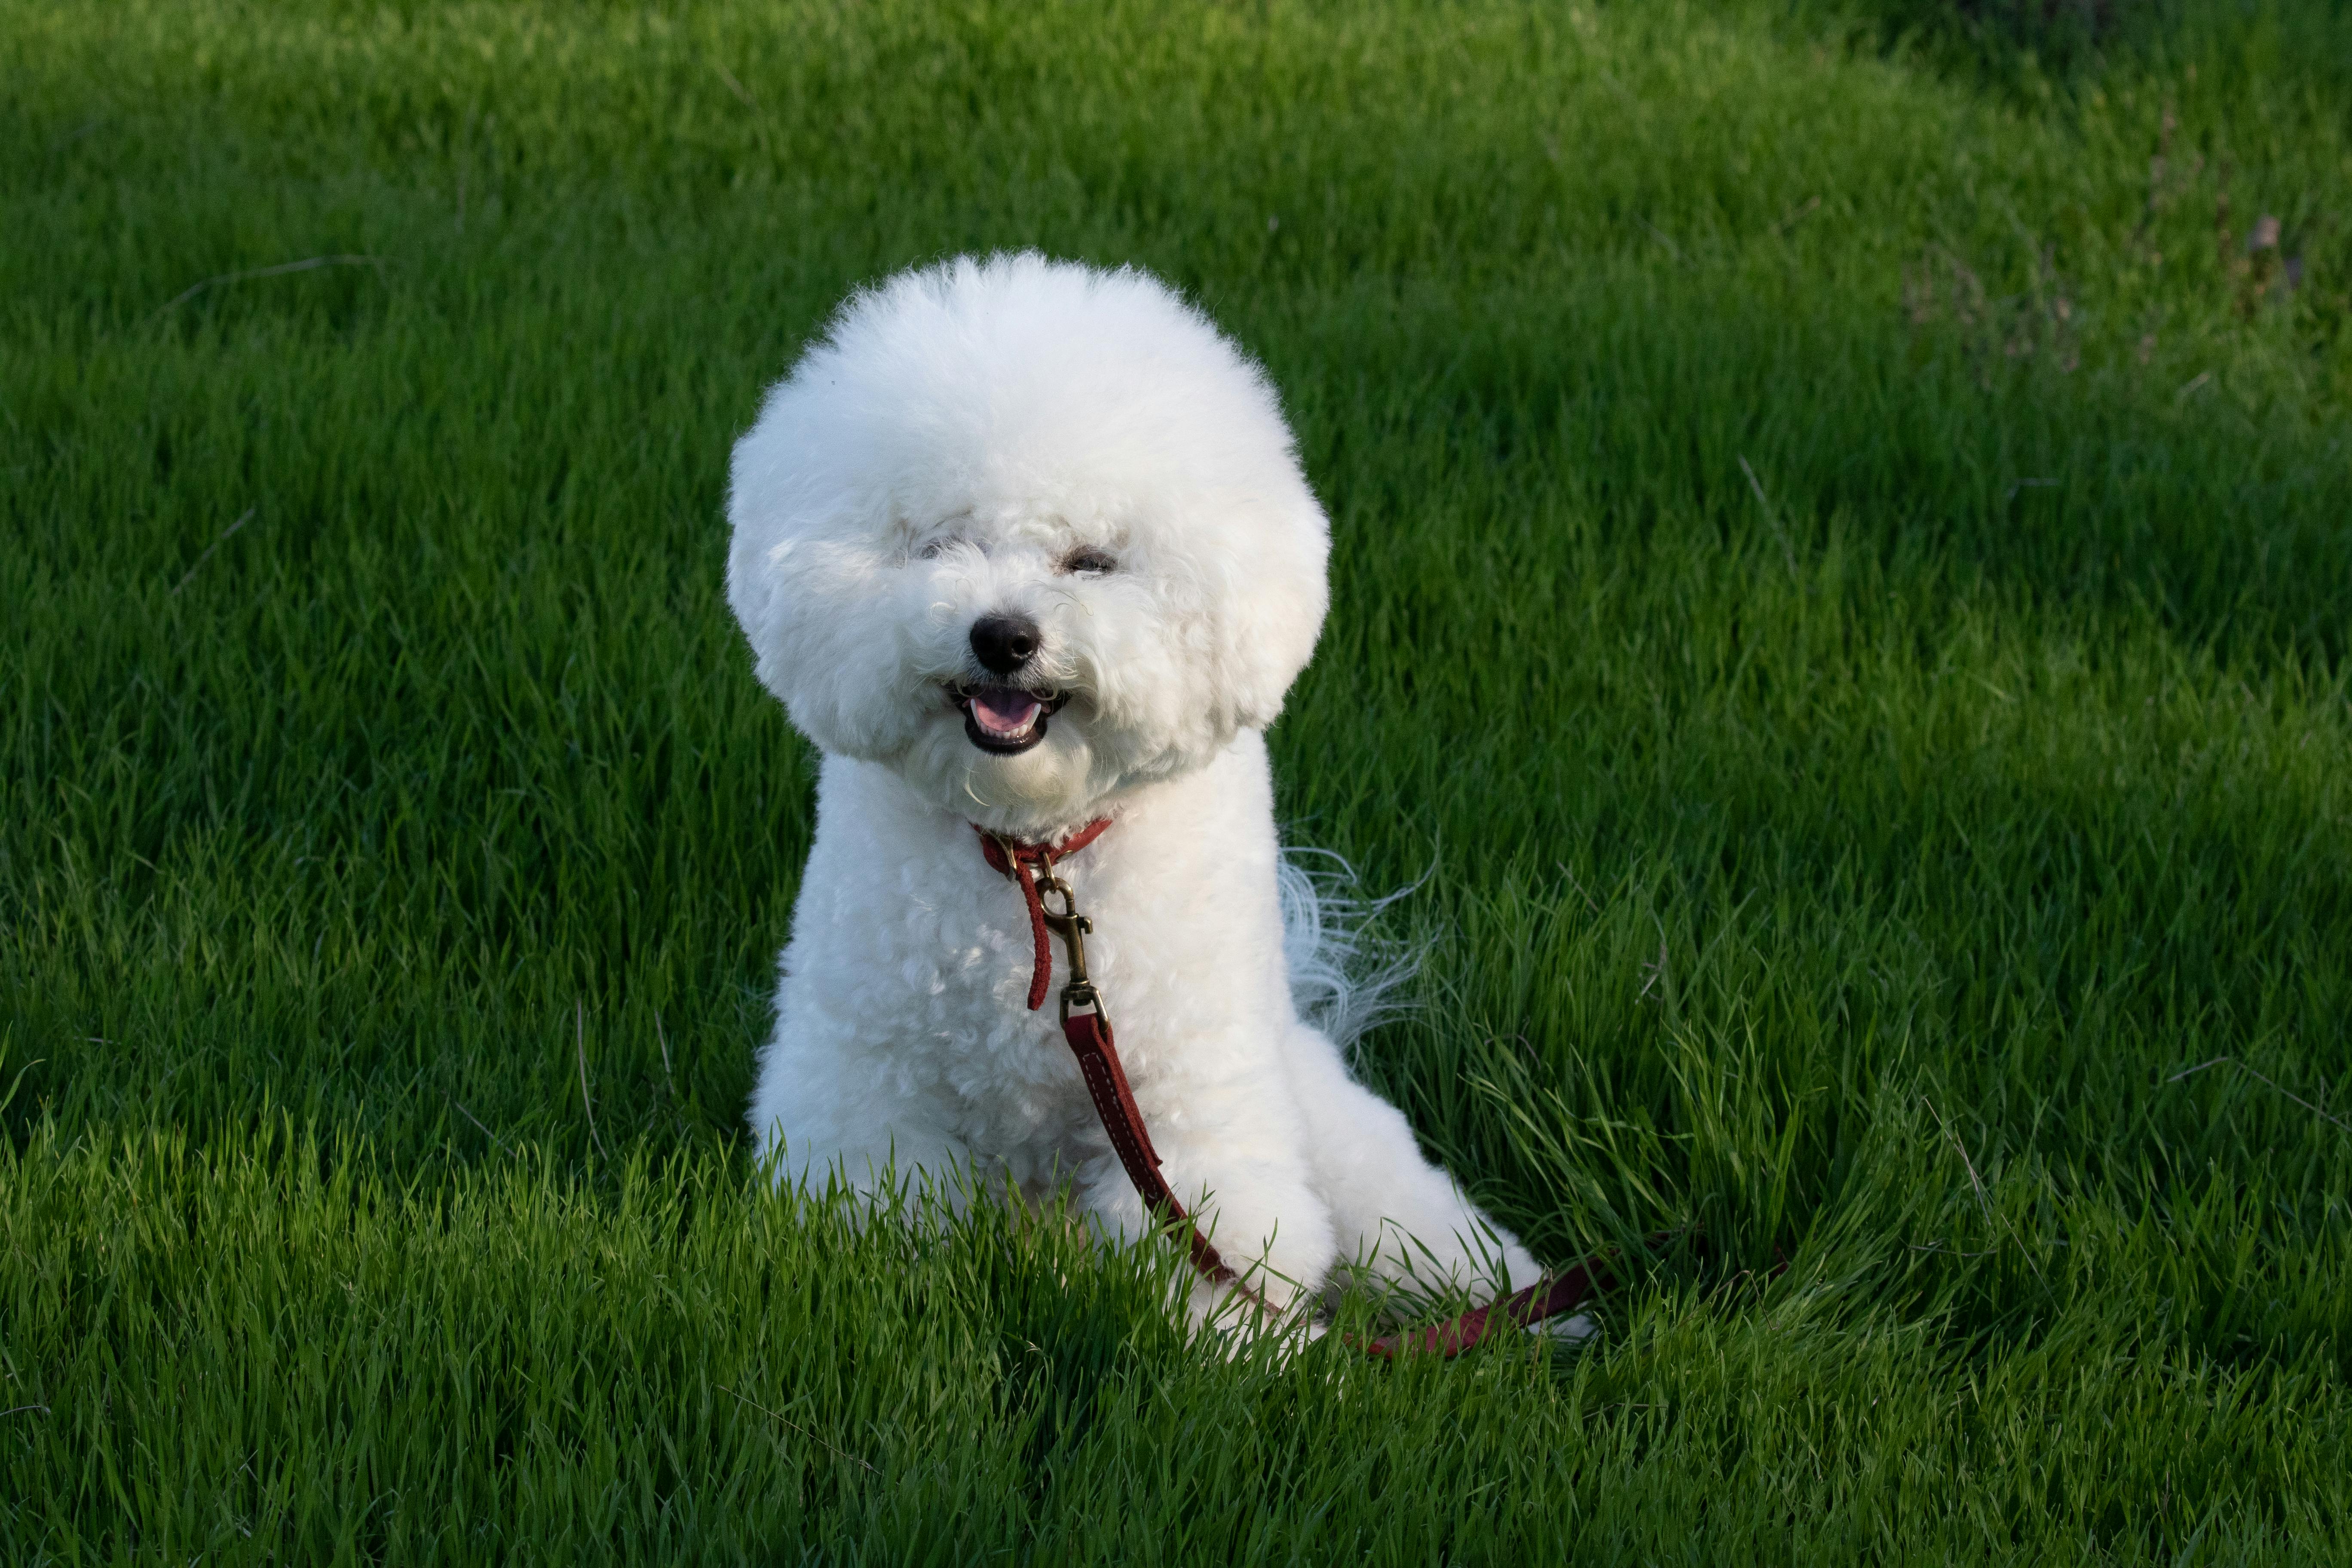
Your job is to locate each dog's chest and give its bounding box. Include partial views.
[783,755,1290,1164]
[842,850,1226,1151]
[843,863,1101,1124]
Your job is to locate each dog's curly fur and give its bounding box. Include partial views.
[726,253,1539,1324]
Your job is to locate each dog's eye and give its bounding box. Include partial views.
[1057,547,1117,576]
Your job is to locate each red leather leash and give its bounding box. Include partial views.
[977,821,1617,1354]
[978,823,1274,1313]
[1357,1254,1615,1358]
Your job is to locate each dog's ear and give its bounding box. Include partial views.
[1206,487,1331,733]
[721,415,815,707]
[722,398,913,757]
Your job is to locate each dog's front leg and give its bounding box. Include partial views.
[1066,1054,1339,1331]
[1280,1024,1544,1306]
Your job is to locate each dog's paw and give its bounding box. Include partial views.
[1530,1311,1598,1347]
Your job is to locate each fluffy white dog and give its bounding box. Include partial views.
[726,253,1540,1326]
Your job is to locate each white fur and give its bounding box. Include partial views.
[727,253,1540,1326]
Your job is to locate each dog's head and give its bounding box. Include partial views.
[726,254,1329,837]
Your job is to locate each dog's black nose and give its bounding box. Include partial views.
[970,613,1041,675]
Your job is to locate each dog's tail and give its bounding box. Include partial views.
[1277,846,1419,1054]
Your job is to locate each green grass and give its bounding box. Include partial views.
[4,0,2350,1558]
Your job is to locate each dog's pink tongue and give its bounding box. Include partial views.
[973,688,1042,734]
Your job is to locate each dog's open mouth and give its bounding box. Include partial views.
[952,684,1069,755]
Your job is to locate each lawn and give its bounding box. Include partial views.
[3,0,2350,1559]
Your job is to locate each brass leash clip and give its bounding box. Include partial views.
[1032,856,1104,1025]
[981,830,1109,1025]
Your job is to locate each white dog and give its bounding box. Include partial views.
[726,253,1541,1326]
